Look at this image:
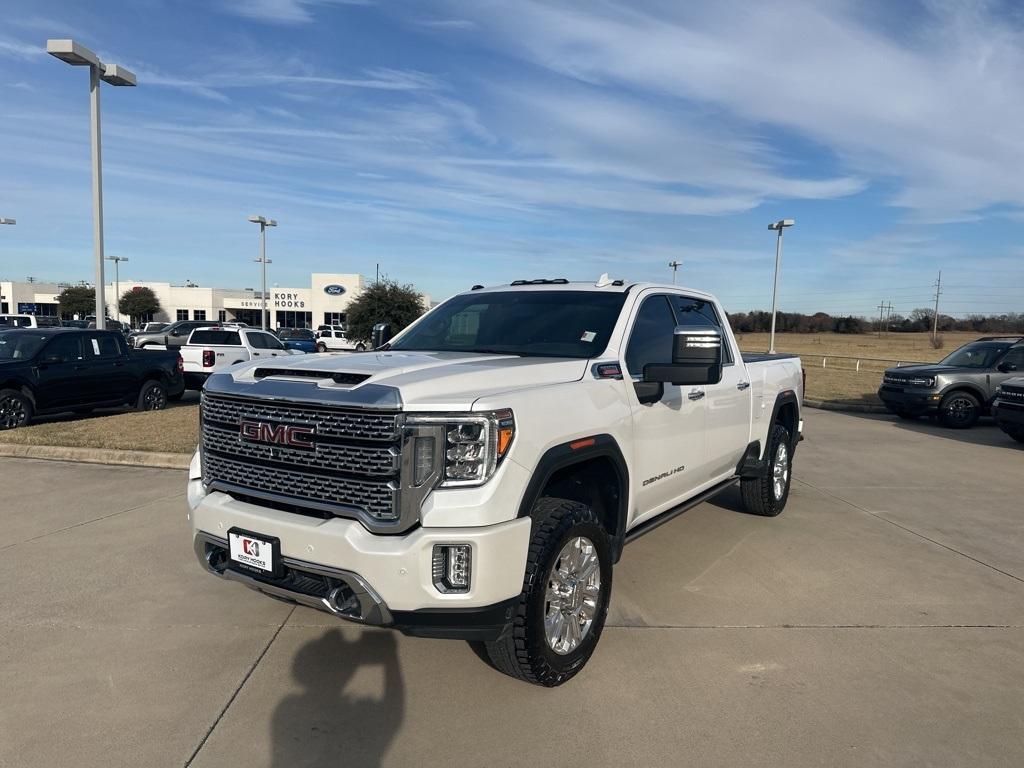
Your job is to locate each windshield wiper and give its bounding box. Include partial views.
[463,348,522,356]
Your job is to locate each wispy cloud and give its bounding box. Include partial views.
[0,37,43,60]
[219,0,372,25]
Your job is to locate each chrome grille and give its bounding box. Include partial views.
[200,392,402,524]
[201,392,399,441]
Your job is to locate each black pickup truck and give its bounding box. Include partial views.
[0,328,185,429]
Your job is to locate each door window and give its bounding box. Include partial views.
[43,334,85,362]
[625,295,676,377]
[1000,347,1024,371]
[88,334,123,359]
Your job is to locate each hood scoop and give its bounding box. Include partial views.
[252,368,370,386]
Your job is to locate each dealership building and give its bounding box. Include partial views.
[1,272,369,328]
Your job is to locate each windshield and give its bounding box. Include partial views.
[939,342,1008,369]
[390,290,628,358]
[279,329,315,340]
[0,331,49,360]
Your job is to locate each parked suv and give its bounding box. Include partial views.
[992,378,1024,443]
[188,278,804,686]
[133,320,212,350]
[878,337,1024,428]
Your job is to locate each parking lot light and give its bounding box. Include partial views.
[767,219,795,355]
[47,38,137,331]
[248,216,277,330]
[106,255,129,324]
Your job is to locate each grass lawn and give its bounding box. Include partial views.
[0,332,999,449]
[1,402,200,455]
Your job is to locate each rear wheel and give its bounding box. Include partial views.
[482,497,612,687]
[0,389,32,430]
[740,423,793,517]
[938,391,980,429]
[137,380,168,411]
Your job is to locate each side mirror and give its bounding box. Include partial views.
[170,330,181,337]
[643,326,723,386]
[998,361,1018,373]
[372,322,392,349]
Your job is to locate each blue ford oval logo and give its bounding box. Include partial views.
[323,284,346,296]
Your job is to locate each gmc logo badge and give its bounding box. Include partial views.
[240,420,315,449]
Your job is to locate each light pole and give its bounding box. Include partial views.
[0,218,15,226]
[767,219,794,354]
[47,39,136,330]
[668,260,681,284]
[248,215,277,330]
[106,255,128,325]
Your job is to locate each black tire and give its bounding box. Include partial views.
[137,380,168,411]
[740,423,793,517]
[356,343,366,352]
[316,342,327,353]
[0,388,33,430]
[938,391,980,429]
[482,497,612,687]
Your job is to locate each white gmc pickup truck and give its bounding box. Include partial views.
[187,278,803,686]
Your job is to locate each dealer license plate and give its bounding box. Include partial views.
[227,528,280,575]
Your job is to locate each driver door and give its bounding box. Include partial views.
[33,334,88,410]
[624,293,707,523]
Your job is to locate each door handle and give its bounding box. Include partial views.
[737,381,750,390]
[688,389,705,401]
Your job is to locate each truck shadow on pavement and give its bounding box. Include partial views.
[271,629,405,768]
[838,411,1020,449]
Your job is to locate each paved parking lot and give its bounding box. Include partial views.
[1,409,1022,767]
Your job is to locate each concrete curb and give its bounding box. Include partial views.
[803,398,889,414]
[0,443,191,470]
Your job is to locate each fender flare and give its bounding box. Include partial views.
[516,434,630,557]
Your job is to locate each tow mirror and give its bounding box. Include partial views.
[372,322,392,349]
[643,326,723,386]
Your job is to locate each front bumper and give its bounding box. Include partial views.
[188,478,531,639]
[993,402,1024,428]
[877,385,942,414]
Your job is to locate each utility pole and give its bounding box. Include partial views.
[931,271,942,343]
[668,260,681,284]
[877,301,887,337]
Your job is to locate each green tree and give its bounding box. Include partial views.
[57,286,96,318]
[345,279,425,342]
[119,286,161,325]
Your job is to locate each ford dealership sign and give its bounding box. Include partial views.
[324,284,346,296]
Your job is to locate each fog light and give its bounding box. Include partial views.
[432,544,472,593]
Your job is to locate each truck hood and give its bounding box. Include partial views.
[883,364,972,377]
[219,350,590,410]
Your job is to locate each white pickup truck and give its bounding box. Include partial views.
[180,326,303,390]
[187,278,803,686]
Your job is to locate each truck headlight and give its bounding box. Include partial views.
[907,376,936,388]
[406,409,515,487]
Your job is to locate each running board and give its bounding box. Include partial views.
[623,477,738,545]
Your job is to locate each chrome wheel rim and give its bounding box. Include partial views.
[946,397,974,424]
[0,395,28,429]
[144,386,167,410]
[772,442,789,500]
[544,536,601,655]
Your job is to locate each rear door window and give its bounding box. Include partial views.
[87,334,124,359]
[190,330,241,346]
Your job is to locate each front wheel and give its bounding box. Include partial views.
[740,423,793,517]
[355,343,366,352]
[0,388,33,430]
[316,342,327,353]
[137,380,168,411]
[938,391,980,429]
[483,497,612,687]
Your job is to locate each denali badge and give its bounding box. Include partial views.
[240,420,315,449]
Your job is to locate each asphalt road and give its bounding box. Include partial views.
[2,410,1022,767]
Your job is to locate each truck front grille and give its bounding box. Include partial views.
[200,392,403,525]
[999,384,1024,410]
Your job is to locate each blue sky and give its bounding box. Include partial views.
[1,0,1023,318]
